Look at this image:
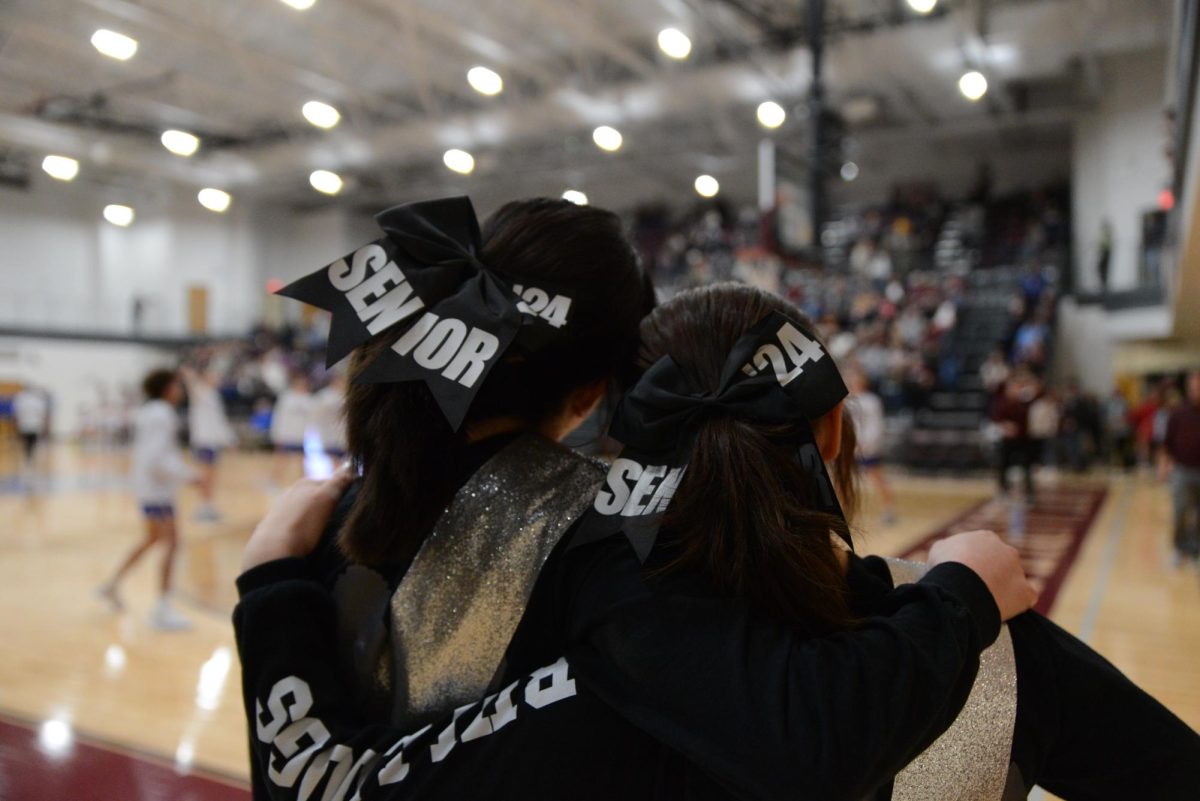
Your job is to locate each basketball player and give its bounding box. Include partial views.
[97,368,194,630]
[181,365,235,521]
[270,373,313,486]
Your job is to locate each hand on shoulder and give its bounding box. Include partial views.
[240,464,355,573]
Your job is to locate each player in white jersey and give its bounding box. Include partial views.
[847,367,897,525]
[97,369,195,631]
[270,373,314,486]
[312,372,348,459]
[13,384,49,469]
[181,365,236,521]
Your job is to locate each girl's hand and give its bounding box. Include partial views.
[240,464,355,573]
[928,529,1038,621]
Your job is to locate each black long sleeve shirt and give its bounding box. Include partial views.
[236,528,1008,801]
[235,484,1199,801]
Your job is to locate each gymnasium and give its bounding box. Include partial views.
[0,0,1197,799]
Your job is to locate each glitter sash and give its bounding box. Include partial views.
[886,558,1021,801]
[385,433,605,725]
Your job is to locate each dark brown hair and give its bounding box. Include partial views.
[639,283,859,633]
[142,368,178,401]
[340,198,654,567]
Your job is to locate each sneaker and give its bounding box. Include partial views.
[193,505,223,523]
[149,599,192,631]
[96,583,124,613]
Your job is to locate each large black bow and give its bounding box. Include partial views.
[572,311,850,561]
[277,197,570,430]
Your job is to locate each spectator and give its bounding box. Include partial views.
[13,383,49,471]
[992,369,1038,501]
[1159,370,1200,567]
[981,348,1010,396]
[1058,379,1089,472]
[1028,384,1061,468]
[1104,389,1134,469]
[1129,384,1165,469]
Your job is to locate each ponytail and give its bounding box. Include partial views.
[661,417,856,633]
[637,282,862,633]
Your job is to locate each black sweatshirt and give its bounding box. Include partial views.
[235,530,1199,801]
[235,467,1199,801]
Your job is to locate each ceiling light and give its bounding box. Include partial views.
[756,100,786,129]
[592,125,623,152]
[103,204,135,227]
[958,70,988,101]
[309,169,343,195]
[657,28,692,60]
[302,100,341,129]
[161,130,200,157]
[467,66,503,96]
[41,155,79,182]
[280,0,316,9]
[906,0,938,13]
[443,149,475,175]
[562,189,588,205]
[840,162,860,182]
[198,188,232,213]
[91,29,138,61]
[694,174,719,198]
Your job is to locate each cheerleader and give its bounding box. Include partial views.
[232,199,1044,801]
[238,279,1198,800]
[98,369,194,630]
[181,365,236,521]
[270,373,313,486]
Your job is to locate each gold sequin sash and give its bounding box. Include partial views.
[886,558,1019,801]
[387,433,605,725]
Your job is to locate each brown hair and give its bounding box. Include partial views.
[340,198,654,567]
[639,283,859,633]
[142,368,178,401]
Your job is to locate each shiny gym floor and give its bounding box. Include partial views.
[1,445,1197,799]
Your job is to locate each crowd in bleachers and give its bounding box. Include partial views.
[61,185,1077,473]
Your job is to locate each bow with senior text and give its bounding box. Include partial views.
[276,196,572,430]
[570,311,850,561]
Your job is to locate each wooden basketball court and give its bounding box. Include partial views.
[1,444,1197,796]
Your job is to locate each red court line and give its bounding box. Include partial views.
[898,486,1108,614]
[0,712,249,801]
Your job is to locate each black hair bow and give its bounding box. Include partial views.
[572,311,850,561]
[277,196,571,430]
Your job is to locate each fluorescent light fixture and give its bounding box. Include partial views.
[443,149,475,175]
[91,29,138,61]
[41,155,79,181]
[958,70,988,101]
[103,204,135,227]
[467,66,503,96]
[161,129,200,157]
[280,0,316,9]
[657,28,692,60]
[694,174,719,198]
[840,161,860,182]
[309,169,343,195]
[756,100,786,129]
[198,188,232,212]
[592,125,623,152]
[562,189,588,205]
[302,100,341,129]
[906,0,938,13]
